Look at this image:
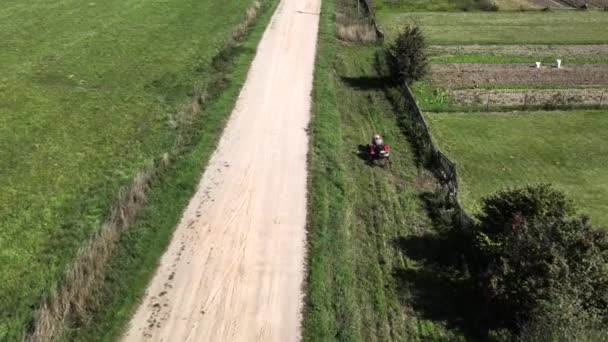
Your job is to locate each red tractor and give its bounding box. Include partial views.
[369,133,391,167]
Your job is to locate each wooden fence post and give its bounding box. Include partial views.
[486,94,490,111]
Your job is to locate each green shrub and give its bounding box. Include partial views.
[479,0,499,11]
[385,25,429,84]
[467,184,608,331]
[476,184,574,237]
[518,291,608,342]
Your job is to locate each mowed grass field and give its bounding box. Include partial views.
[378,11,608,45]
[377,0,479,12]
[425,110,608,226]
[0,0,254,336]
[303,0,469,340]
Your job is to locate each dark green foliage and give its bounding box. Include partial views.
[467,184,608,334]
[479,0,499,11]
[518,291,608,342]
[386,25,428,84]
[476,184,574,237]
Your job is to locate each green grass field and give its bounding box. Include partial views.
[377,0,478,12]
[425,110,608,226]
[378,11,608,45]
[62,2,277,338]
[303,0,470,340]
[0,0,258,337]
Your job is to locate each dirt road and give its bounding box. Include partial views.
[122,0,320,340]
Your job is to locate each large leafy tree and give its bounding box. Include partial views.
[467,185,608,332]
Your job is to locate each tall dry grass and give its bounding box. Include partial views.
[335,22,378,43]
[334,0,381,43]
[25,1,264,341]
[27,167,157,341]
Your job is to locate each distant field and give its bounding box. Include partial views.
[378,11,608,45]
[0,0,254,337]
[377,0,478,12]
[425,110,608,226]
[378,10,608,111]
[378,0,547,11]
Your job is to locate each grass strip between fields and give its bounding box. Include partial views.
[302,0,470,340]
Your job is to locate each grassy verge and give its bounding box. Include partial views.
[0,0,265,337]
[49,1,279,340]
[378,11,608,44]
[303,0,469,340]
[425,110,608,226]
[377,0,480,12]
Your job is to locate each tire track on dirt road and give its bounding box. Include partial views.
[122,0,320,340]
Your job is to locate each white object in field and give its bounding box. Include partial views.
[535,61,541,68]
[557,59,562,69]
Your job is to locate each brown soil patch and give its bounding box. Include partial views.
[497,0,544,10]
[528,0,571,8]
[429,44,608,58]
[450,88,608,107]
[431,64,608,88]
[526,0,607,8]
[553,0,608,7]
[588,0,608,7]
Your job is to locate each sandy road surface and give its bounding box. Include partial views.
[123,0,320,340]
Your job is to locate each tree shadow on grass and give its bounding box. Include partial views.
[392,191,489,339]
[340,76,392,91]
[356,144,374,166]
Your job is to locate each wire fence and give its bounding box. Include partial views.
[360,0,385,42]
[403,83,473,226]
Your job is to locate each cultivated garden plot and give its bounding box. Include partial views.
[375,0,608,230]
[431,64,608,88]
[450,88,608,108]
[430,44,608,64]
[377,6,608,110]
[431,44,608,59]
[430,64,608,107]
[550,0,608,8]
